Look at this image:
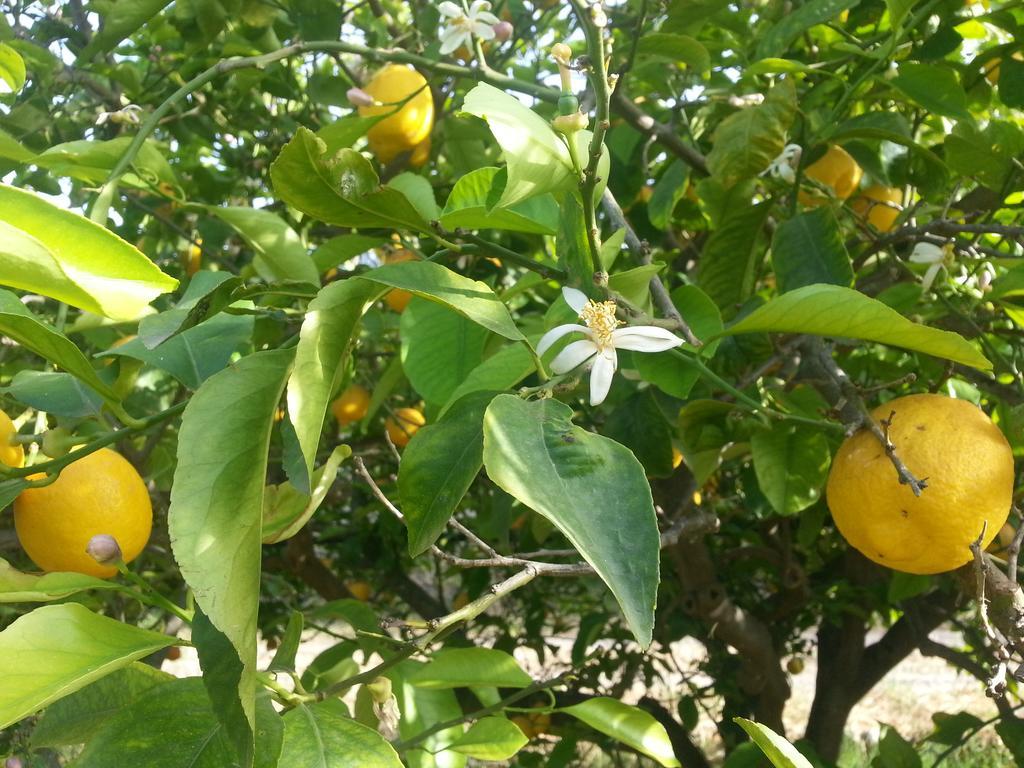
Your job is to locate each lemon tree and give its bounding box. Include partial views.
[0,1,1022,767]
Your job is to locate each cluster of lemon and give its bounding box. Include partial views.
[800,144,903,231]
[330,383,425,448]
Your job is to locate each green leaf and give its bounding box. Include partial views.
[0,479,28,512]
[461,83,608,208]
[735,718,814,768]
[929,712,984,746]
[312,234,386,273]
[0,42,26,92]
[400,391,493,556]
[872,725,922,768]
[603,391,675,477]
[648,160,689,229]
[482,395,660,646]
[0,184,177,320]
[392,662,467,768]
[34,137,177,188]
[557,193,593,287]
[263,445,352,544]
[135,270,243,348]
[401,298,490,405]
[998,58,1024,108]
[608,264,665,313]
[0,127,35,162]
[885,0,916,29]
[892,63,972,122]
[31,664,172,748]
[0,290,121,408]
[408,647,531,689]
[104,310,255,390]
[316,114,387,155]
[79,0,175,59]
[361,260,524,340]
[698,200,771,314]
[771,208,853,293]
[448,717,529,760]
[204,206,319,285]
[707,80,796,186]
[562,698,680,767]
[287,279,376,493]
[281,702,403,767]
[756,0,860,58]
[5,370,103,418]
[440,343,535,416]
[387,172,440,222]
[169,349,294,749]
[637,33,710,71]
[270,128,429,233]
[721,284,991,370]
[72,678,283,768]
[269,611,305,672]
[751,424,831,515]
[0,558,119,603]
[0,603,176,729]
[995,719,1024,766]
[944,121,1024,190]
[440,167,560,235]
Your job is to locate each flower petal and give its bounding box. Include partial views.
[475,11,500,25]
[921,262,943,293]
[908,242,943,264]
[611,326,685,353]
[537,323,590,356]
[550,340,598,374]
[473,21,497,38]
[589,349,617,406]
[439,1,463,17]
[561,286,589,315]
[468,0,493,14]
[440,29,469,53]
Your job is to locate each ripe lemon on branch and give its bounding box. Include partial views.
[14,449,153,578]
[799,145,863,206]
[826,394,1014,575]
[0,410,25,468]
[332,384,371,426]
[358,64,434,165]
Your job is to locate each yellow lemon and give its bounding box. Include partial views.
[826,394,1014,575]
[14,448,153,578]
[985,54,1023,86]
[800,145,863,205]
[359,65,434,165]
[331,384,371,426]
[385,407,426,448]
[409,136,431,168]
[186,240,202,276]
[379,248,419,313]
[851,185,903,232]
[0,410,24,468]
[346,579,372,601]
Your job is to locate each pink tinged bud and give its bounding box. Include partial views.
[86,534,122,565]
[347,87,375,107]
[492,21,513,42]
[6,758,24,768]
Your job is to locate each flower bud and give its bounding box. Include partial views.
[366,676,393,704]
[346,87,375,107]
[552,112,589,134]
[41,427,73,459]
[6,758,24,768]
[492,20,513,42]
[551,43,572,66]
[86,534,123,565]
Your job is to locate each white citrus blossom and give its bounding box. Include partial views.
[438,0,500,55]
[538,287,685,406]
[909,242,953,292]
[762,143,802,184]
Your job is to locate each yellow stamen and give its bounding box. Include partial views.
[579,299,622,347]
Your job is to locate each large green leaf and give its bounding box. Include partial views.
[482,395,660,646]
[0,290,121,407]
[399,391,493,556]
[755,0,860,58]
[78,0,175,59]
[32,664,173,748]
[440,343,535,417]
[461,83,608,208]
[5,370,104,418]
[0,126,35,162]
[281,702,403,767]
[448,717,529,760]
[263,445,352,544]
[401,298,490,405]
[750,424,831,515]
[440,167,560,235]
[168,349,294,752]
[561,698,680,767]
[270,128,429,232]
[892,63,972,122]
[636,33,710,71]
[361,260,524,341]
[72,678,283,768]
[135,270,243,348]
[647,160,690,230]
[721,284,991,370]
[734,718,814,768]
[771,208,853,293]
[706,80,796,186]
[0,42,26,92]
[204,205,319,285]
[287,279,376,493]
[0,604,176,729]
[407,648,531,689]
[698,200,771,314]
[391,662,467,768]
[0,558,119,603]
[0,184,177,320]
[34,137,177,188]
